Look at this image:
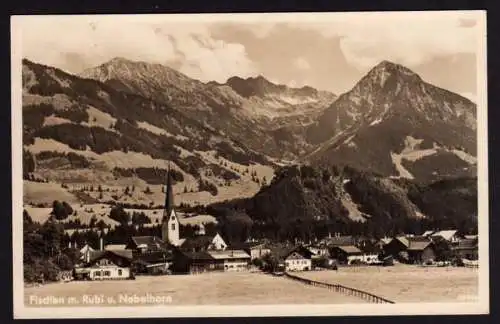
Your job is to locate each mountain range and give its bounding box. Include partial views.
[21,57,478,214]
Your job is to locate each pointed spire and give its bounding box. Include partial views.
[164,164,174,218]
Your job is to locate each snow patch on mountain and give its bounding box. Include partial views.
[43,115,72,127]
[390,136,440,179]
[451,149,477,164]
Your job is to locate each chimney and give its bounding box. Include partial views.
[328,232,332,239]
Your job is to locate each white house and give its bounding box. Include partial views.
[74,250,133,281]
[208,250,251,272]
[284,251,312,271]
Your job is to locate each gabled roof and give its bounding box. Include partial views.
[180,251,214,261]
[422,230,435,237]
[431,230,458,241]
[333,245,362,255]
[80,244,94,253]
[407,239,432,251]
[395,236,410,248]
[130,236,168,250]
[181,235,216,251]
[380,238,392,245]
[208,250,251,260]
[135,250,173,263]
[87,250,133,265]
[271,244,314,260]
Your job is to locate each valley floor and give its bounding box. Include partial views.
[24,265,478,307]
[24,271,363,306]
[296,264,479,303]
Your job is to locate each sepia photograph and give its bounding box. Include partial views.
[11,10,488,318]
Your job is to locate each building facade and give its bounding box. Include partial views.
[162,168,180,246]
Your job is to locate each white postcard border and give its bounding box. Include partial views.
[11,10,489,319]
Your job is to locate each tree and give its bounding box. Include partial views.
[261,252,279,272]
[109,206,130,224]
[51,200,73,221]
[433,237,454,262]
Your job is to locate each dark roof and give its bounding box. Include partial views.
[407,238,433,251]
[332,245,363,255]
[181,235,215,251]
[229,241,270,250]
[271,244,314,260]
[135,250,173,263]
[181,251,214,261]
[87,250,134,266]
[130,236,169,251]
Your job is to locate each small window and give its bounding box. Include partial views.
[171,223,175,230]
[104,271,110,276]
[95,271,100,277]
[118,269,122,276]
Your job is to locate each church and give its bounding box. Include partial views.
[127,168,250,274]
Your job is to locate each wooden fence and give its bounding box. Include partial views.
[284,272,395,304]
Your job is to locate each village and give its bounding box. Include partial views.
[63,171,479,282]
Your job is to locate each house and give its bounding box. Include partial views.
[126,236,172,274]
[230,241,271,260]
[207,250,251,272]
[73,250,133,281]
[329,245,364,265]
[306,245,329,258]
[376,237,392,250]
[384,235,436,264]
[431,230,462,244]
[452,237,478,260]
[284,250,312,271]
[383,236,411,258]
[181,233,227,252]
[172,251,215,274]
[406,238,436,264]
[271,245,313,272]
[126,236,169,254]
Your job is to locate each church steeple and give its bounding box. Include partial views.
[162,164,180,246]
[164,164,174,218]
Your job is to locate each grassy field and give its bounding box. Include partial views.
[24,272,364,307]
[296,264,479,303]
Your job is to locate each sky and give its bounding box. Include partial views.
[16,11,484,99]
